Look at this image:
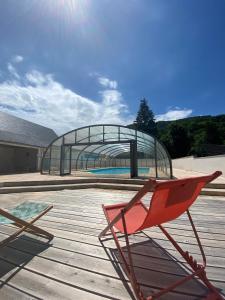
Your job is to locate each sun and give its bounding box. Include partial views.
[45,0,90,25]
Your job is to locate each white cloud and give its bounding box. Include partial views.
[98,76,118,89]
[0,66,133,134]
[156,108,193,121]
[12,55,24,63]
[26,70,53,85]
[7,55,24,79]
[88,71,100,77]
[7,63,20,79]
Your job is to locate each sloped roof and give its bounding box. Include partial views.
[0,111,57,148]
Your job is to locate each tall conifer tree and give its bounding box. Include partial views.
[135,98,157,135]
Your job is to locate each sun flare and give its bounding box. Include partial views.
[46,0,90,25]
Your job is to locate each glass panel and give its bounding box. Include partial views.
[64,132,75,144]
[104,126,119,141]
[49,137,62,175]
[100,144,119,155]
[61,146,71,174]
[119,127,135,141]
[76,127,89,143]
[50,158,60,175]
[90,126,103,143]
[70,145,86,170]
[156,140,171,178]
[71,147,81,171]
[92,144,110,154]
[137,131,154,143]
[50,146,61,159]
[52,137,63,147]
[42,157,50,173]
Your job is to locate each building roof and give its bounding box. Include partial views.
[0,111,57,148]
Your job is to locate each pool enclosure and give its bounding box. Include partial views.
[41,124,172,178]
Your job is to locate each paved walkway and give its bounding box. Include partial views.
[172,168,225,183]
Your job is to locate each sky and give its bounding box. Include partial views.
[0,0,225,134]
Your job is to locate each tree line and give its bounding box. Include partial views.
[128,99,225,159]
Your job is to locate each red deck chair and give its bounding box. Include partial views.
[99,171,223,300]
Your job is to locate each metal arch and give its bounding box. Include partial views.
[85,143,126,160]
[41,123,172,178]
[101,147,129,159]
[43,123,154,158]
[97,144,136,170]
[74,141,106,168]
[92,145,130,169]
[94,149,131,170]
[85,144,125,169]
[75,144,92,170]
[90,141,162,171]
[100,145,130,156]
[156,139,173,178]
[91,147,118,168]
[93,140,153,158]
[106,145,155,158]
[74,140,128,170]
[98,145,129,159]
[136,131,172,177]
[87,143,127,160]
[84,142,132,170]
[106,149,129,157]
[84,144,108,169]
[90,144,130,169]
[73,135,106,169]
[103,143,150,158]
[74,140,157,171]
[73,132,103,144]
[73,140,161,170]
[98,148,130,169]
[84,142,130,165]
[84,144,112,169]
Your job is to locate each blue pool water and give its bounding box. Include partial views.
[88,167,150,175]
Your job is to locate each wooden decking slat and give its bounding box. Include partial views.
[0,189,224,299]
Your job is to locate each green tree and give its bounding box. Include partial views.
[157,114,225,158]
[161,123,190,158]
[135,98,157,135]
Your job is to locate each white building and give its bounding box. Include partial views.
[0,111,57,174]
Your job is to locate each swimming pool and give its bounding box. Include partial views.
[88,167,150,175]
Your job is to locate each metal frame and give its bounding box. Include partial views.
[0,205,53,249]
[41,124,173,179]
[100,206,223,299]
[85,146,130,169]
[99,175,223,300]
[60,144,72,176]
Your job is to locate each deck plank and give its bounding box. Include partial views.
[0,189,225,299]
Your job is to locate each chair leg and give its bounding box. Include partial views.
[121,212,145,300]
[0,207,53,249]
[99,205,112,239]
[100,207,144,300]
[100,208,223,300]
[13,221,53,239]
[157,220,223,300]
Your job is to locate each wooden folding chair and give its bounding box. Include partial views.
[99,171,223,299]
[0,201,53,248]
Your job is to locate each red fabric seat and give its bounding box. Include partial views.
[105,202,147,234]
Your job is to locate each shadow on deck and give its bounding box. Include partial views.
[101,232,223,299]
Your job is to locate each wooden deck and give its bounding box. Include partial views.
[0,188,224,299]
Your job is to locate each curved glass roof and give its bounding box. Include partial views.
[41,124,172,178]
